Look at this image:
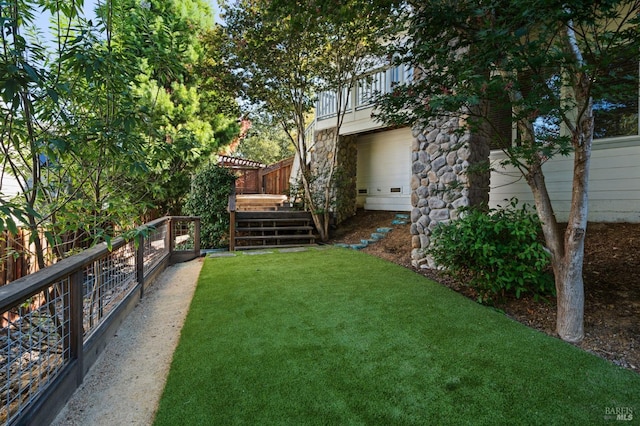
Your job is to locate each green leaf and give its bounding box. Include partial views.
[5,217,18,236]
[22,63,40,83]
[47,88,59,103]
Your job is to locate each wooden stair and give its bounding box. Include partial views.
[231,211,317,250]
[228,194,317,251]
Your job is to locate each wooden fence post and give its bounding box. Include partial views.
[70,269,84,385]
[194,217,201,256]
[136,234,145,298]
[228,193,236,252]
[167,218,174,255]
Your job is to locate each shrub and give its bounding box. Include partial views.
[184,163,236,248]
[427,199,555,303]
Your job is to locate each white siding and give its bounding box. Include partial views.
[357,128,412,211]
[1,173,23,199]
[490,137,640,223]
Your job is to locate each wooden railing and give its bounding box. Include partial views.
[0,216,200,426]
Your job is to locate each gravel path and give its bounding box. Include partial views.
[51,258,204,426]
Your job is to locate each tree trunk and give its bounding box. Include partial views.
[554,98,593,342]
[298,160,330,241]
[526,146,589,343]
[522,108,592,342]
[552,148,590,342]
[554,250,585,342]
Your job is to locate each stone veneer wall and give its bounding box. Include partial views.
[311,128,358,225]
[410,116,489,268]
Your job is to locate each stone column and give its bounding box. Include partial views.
[410,116,489,268]
[311,128,358,225]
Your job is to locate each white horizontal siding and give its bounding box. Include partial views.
[490,138,640,222]
[1,174,23,199]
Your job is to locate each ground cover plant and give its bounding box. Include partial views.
[154,248,640,425]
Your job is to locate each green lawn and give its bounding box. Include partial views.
[154,248,640,425]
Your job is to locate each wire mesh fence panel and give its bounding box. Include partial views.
[82,241,137,339]
[0,277,71,424]
[0,216,199,424]
[172,220,195,251]
[143,223,168,276]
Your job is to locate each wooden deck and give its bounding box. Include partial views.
[228,195,317,250]
[234,194,288,211]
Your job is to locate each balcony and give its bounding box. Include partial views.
[315,64,413,135]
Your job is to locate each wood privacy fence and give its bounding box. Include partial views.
[219,155,294,195]
[219,155,264,194]
[0,230,32,286]
[0,216,200,426]
[0,229,59,286]
[260,157,293,195]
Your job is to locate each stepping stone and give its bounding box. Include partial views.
[243,250,274,255]
[334,243,350,248]
[377,227,393,233]
[350,243,368,250]
[370,232,385,240]
[279,247,308,253]
[208,252,236,258]
[202,248,229,254]
[395,213,409,219]
[362,239,377,245]
[391,219,408,225]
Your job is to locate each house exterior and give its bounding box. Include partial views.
[310,61,640,267]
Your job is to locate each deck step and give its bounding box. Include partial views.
[235,244,318,251]
[231,209,317,251]
[236,219,311,228]
[236,226,314,232]
[236,211,312,220]
[235,235,316,241]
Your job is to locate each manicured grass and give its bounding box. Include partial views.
[154,248,640,425]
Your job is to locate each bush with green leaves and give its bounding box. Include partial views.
[184,163,236,248]
[428,199,555,303]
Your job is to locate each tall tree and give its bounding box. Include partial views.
[0,0,240,265]
[235,111,294,165]
[377,0,640,342]
[0,0,138,264]
[222,0,401,240]
[110,0,240,216]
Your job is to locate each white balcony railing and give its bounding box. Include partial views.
[316,64,413,120]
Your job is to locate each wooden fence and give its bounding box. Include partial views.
[260,156,293,195]
[0,229,56,286]
[235,168,262,194]
[219,155,264,194]
[220,155,294,195]
[0,230,31,286]
[0,216,200,426]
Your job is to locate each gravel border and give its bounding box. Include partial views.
[51,258,203,426]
